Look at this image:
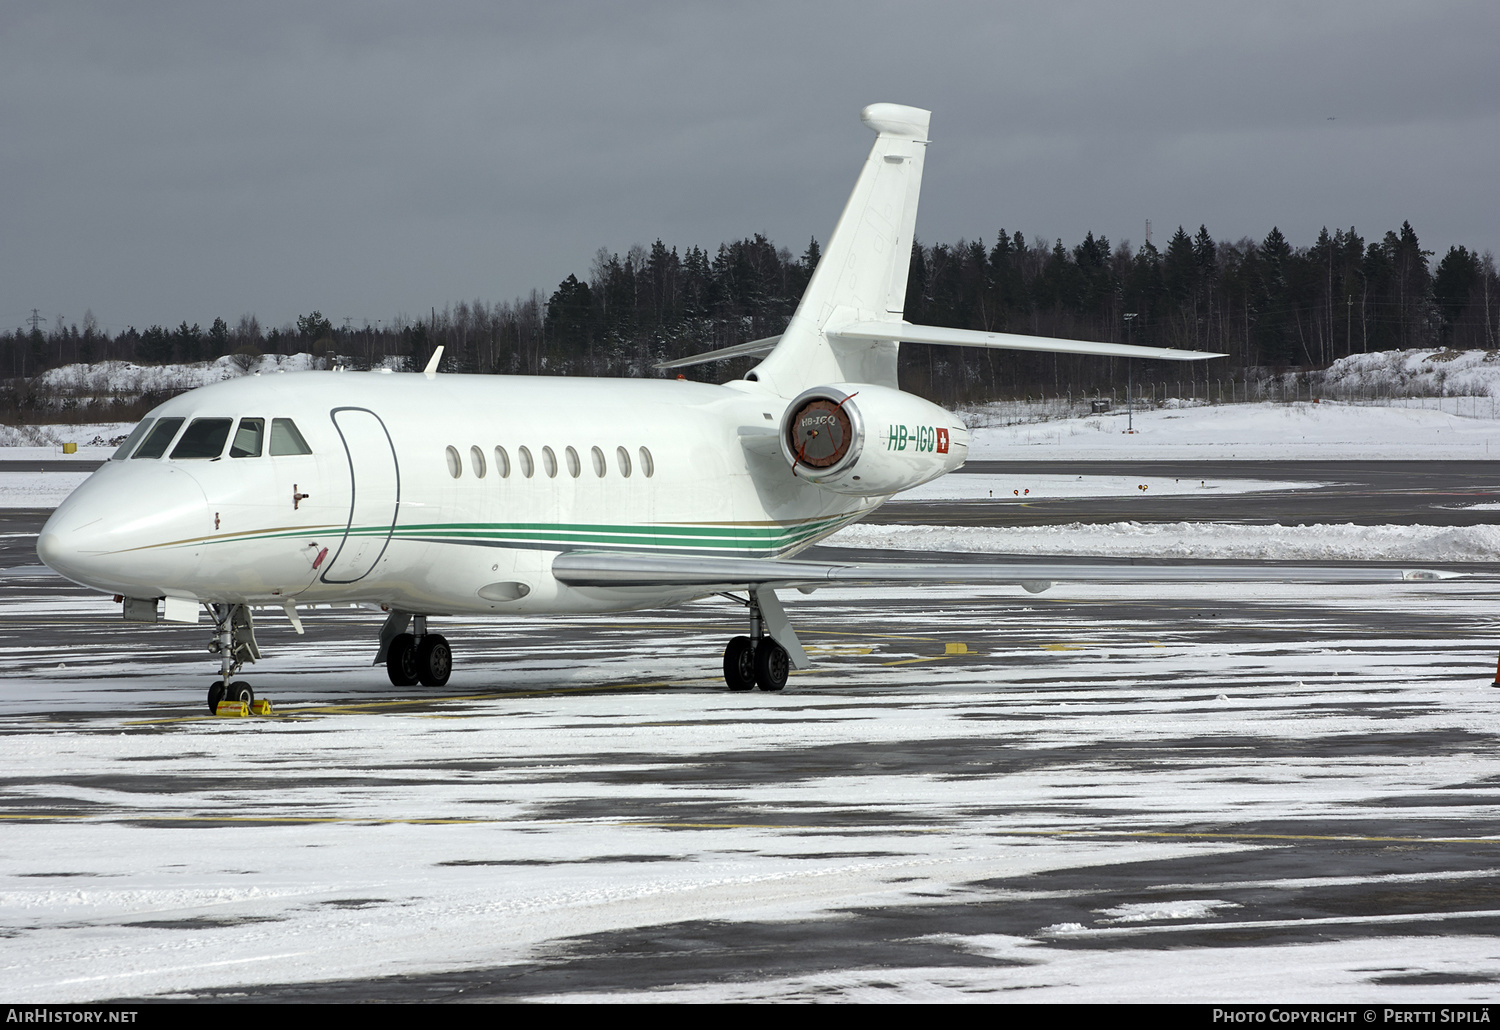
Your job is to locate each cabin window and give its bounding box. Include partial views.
[541,446,558,478]
[230,418,264,458]
[445,446,462,479]
[470,445,486,478]
[591,446,607,477]
[616,446,631,478]
[269,418,312,456]
[112,419,154,460]
[518,446,534,478]
[639,446,655,478]
[131,417,184,459]
[171,418,234,459]
[494,446,511,478]
[565,446,581,478]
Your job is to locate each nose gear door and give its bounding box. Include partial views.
[320,407,400,584]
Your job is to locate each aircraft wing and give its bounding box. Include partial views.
[653,320,1221,375]
[827,321,1225,362]
[550,551,1452,592]
[653,336,782,370]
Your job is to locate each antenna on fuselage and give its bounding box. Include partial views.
[423,345,444,379]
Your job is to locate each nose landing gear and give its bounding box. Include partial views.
[206,604,260,713]
[207,680,254,711]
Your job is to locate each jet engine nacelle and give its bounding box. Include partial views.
[779,383,968,496]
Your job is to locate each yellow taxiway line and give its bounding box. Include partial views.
[120,679,685,725]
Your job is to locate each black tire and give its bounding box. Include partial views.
[723,636,756,692]
[754,640,789,692]
[227,681,254,705]
[417,634,452,687]
[387,633,419,686]
[207,682,225,714]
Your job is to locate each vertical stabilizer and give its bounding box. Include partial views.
[751,104,929,395]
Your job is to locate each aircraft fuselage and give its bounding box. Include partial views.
[37,370,967,618]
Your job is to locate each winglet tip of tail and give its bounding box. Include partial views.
[861,103,931,140]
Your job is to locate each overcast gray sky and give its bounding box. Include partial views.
[4,1,1497,334]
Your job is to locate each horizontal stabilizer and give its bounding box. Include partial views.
[553,551,1451,591]
[654,336,781,371]
[828,321,1225,363]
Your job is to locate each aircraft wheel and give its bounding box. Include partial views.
[227,681,254,705]
[723,636,756,692]
[417,634,452,688]
[387,633,419,687]
[207,682,225,714]
[755,640,789,692]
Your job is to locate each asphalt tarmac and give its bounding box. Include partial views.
[3,463,1499,1000]
[6,572,1499,1000]
[874,460,1500,527]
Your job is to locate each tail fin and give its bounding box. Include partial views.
[751,104,929,394]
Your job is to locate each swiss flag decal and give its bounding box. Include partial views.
[936,427,949,454]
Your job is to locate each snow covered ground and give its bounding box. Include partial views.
[831,522,1500,563]
[897,471,1316,501]
[0,470,94,509]
[969,400,1500,460]
[0,423,126,460]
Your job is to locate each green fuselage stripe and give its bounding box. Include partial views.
[196,514,856,556]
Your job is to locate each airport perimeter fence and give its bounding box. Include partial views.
[964,373,1500,428]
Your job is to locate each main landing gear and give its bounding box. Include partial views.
[376,612,451,687]
[720,589,794,692]
[206,603,260,713]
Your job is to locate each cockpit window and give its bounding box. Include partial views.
[131,417,185,459]
[269,418,312,456]
[170,418,234,459]
[230,418,264,458]
[111,419,155,460]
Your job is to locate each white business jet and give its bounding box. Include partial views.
[35,104,1437,712]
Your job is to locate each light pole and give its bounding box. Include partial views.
[1123,313,1138,433]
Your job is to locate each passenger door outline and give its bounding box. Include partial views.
[320,407,400,584]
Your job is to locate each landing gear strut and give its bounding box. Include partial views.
[206,604,259,713]
[720,590,792,692]
[377,612,451,688]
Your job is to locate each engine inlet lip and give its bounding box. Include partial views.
[780,387,865,479]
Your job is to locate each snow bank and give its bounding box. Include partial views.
[34,353,319,398]
[1313,348,1500,398]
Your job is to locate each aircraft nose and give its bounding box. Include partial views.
[35,529,66,567]
[38,462,210,595]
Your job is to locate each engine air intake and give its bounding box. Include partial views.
[788,397,855,470]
